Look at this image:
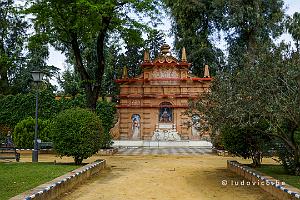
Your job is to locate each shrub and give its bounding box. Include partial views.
[50,108,103,165]
[13,117,51,148]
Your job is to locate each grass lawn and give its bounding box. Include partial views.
[0,162,78,200]
[257,164,300,189]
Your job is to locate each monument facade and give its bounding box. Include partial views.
[113,44,211,141]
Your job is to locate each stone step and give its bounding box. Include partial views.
[112,140,212,148]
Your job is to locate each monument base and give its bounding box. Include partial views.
[151,123,181,141]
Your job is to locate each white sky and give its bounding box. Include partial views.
[47,0,300,86]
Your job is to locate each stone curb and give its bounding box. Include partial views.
[10,159,106,200]
[227,160,300,200]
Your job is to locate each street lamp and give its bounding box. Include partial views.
[31,71,44,162]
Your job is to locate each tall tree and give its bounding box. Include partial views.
[27,0,160,110]
[58,67,82,97]
[223,0,285,69]
[100,44,121,99]
[164,0,224,76]
[0,0,27,94]
[190,0,287,167]
[11,33,59,94]
[145,29,166,59]
[121,28,144,78]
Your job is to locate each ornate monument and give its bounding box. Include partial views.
[113,44,211,141]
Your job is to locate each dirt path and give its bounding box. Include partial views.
[52,155,276,200]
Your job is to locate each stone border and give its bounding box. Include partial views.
[227,160,300,200]
[10,159,106,200]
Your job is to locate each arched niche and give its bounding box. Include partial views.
[159,102,173,123]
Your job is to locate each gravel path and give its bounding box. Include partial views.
[54,154,277,200]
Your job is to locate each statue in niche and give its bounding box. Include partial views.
[159,108,172,123]
[191,114,201,136]
[131,114,140,139]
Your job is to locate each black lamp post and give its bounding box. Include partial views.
[31,71,44,162]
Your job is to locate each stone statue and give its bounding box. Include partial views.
[132,115,140,139]
[160,108,171,123]
[191,114,201,136]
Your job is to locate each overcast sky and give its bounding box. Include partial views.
[46,1,300,86]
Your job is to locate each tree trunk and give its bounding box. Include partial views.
[86,88,98,111]
[69,15,111,110]
[74,156,83,165]
[294,146,300,175]
[0,43,9,94]
[70,32,98,110]
[251,151,261,167]
[0,65,9,94]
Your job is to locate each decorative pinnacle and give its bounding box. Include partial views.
[144,49,150,63]
[181,47,187,62]
[160,44,171,55]
[204,64,210,78]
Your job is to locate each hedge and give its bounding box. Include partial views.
[0,92,116,147]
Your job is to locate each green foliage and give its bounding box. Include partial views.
[164,0,225,76]
[272,120,300,175]
[96,101,116,149]
[0,91,57,128]
[211,133,224,150]
[50,108,103,165]
[27,0,161,109]
[195,42,300,172]
[223,0,284,69]
[100,44,121,98]
[145,29,166,59]
[13,117,51,149]
[287,12,300,52]
[221,123,271,167]
[0,93,115,150]
[0,1,28,95]
[58,68,82,97]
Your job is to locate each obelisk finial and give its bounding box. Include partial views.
[181,47,187,62]
[144,49,150,62]
[204,64,210,78]
[122,66,128,79]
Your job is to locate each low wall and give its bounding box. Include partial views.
[10,160,106,200]
[227,160,300,200]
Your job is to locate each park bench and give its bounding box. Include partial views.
[38,141,53,149]
[0,133,20,162]
[0,144,20,162]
